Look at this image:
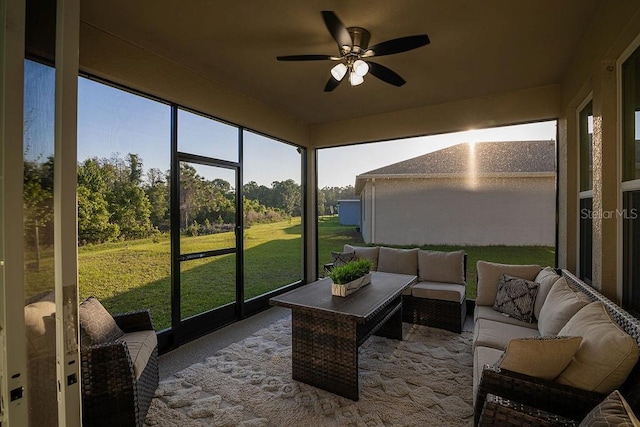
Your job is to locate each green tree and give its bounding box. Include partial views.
[271,179,301,216]
[108,155,153,239]
[145,167,169,231]
[77,185,120,244]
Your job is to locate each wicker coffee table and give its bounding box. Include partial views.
[269,271,417,400]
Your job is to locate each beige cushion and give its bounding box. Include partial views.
[579,390,640,426]
[411,281,465,303]
[24,301,56,356]
[475,261,541,306]
[537,277,591,336]
[120,330,158,379]
[79,297,125,347]
[377,247,418,275]
[344,244,380,271]
[556,302,639,393]
[418,250,465,285]
[473,305,538,330]
[473,318,540,351]
[498,336,582,381]
[473,346,504,405]
[533,267,561,320]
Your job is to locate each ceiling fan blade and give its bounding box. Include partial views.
[368,34,430,57]
[324,75,344,92]
[368,61,406,87]
[277,54,336,61]
[321,11,352,50]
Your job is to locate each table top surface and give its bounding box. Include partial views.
[269,271,417,322]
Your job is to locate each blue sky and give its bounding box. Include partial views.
[25,59,558,189]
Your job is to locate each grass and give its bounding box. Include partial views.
[26,216,554,331]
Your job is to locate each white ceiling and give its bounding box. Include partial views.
[80,0,602,126]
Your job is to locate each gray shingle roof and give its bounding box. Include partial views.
[359,140,556,176]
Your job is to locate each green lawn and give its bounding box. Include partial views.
[28,216,554,331]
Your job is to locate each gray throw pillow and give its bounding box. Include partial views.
[492,274,539,323]
[79,296,124,347]
[331,251,356,268]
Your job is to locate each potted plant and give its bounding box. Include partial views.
[328,258,373,297]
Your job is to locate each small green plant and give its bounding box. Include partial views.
[328,259,372,284]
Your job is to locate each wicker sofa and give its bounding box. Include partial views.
[472,263,640,426]
[329,244,467,333]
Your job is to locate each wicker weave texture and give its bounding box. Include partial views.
[479,394,578,426]
[402,295,466,333]
[290,296,403,400]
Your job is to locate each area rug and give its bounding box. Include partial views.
[145,317,474,426]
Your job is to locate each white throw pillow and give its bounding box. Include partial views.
[556,301,639,394]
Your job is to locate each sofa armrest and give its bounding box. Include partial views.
[113,309,154,333]
[81,341,136,393]
[475,365,604,425]
[479,393,579,426]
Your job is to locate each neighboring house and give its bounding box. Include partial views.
[337,199,361,226]
[355,140,556,246]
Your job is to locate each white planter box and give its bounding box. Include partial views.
[331,273,372,297]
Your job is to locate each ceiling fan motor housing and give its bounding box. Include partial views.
[346,27,370,54]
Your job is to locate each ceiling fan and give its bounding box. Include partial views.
[277,11,430,91]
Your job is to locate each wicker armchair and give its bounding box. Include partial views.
[81,309,159,427]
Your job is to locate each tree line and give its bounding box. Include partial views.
[24,153,355,247]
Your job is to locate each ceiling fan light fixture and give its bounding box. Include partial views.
[349,71,364,86]
[353,59,369,77]
[331,63,348,81]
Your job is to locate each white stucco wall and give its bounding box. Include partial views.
[360,175,555,246]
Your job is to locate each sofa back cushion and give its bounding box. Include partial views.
[538,277,591,336]
[533,267,561,320]
[418,249,465,285]
[377,247,418,276]
[475,261,542,306]
[343,244,380,271]
[556,301,640,394]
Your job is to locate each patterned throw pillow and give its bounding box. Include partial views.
[79,296,124,347]
[331,251,356,268]
[579,390,640,426]
[492,274,539,323]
